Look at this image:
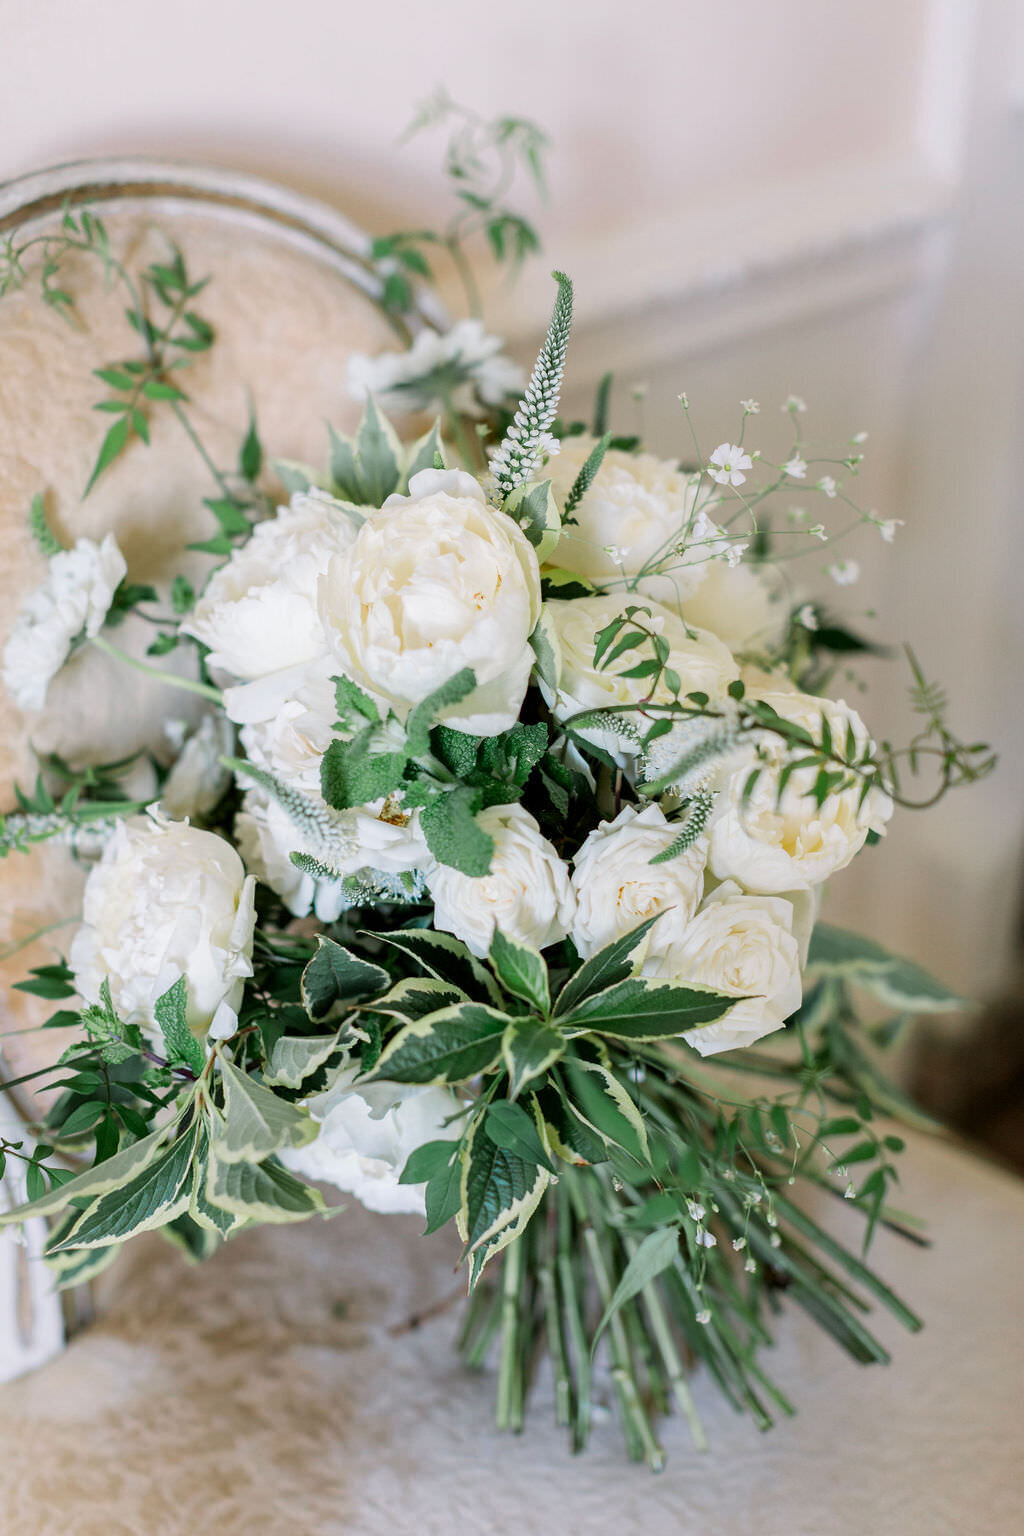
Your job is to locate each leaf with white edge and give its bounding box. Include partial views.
[0,1123,173,1227]
[301,935,391,1022]
[190,1148,248,1238]
[327,422,361,499]
[572,1060,651,1163]
[501,1016,565,1099]
[369,977,466,1022]
[47,1127,199,1252]
[807,923,968,1013]
[370,1002,510,1085]
[489,929,550,1013]
[265,1031,350,1090]
[214,1057,318,1162]
[460,1118,550,1286]
[554,914,665,1017]
[561,976,738,1041]
[154,976,204,1075]
[528,607,562,692]
[405,666,477,756]
[403,419,446,486]
[356,395,404,505]
[502,479,561,561]
[205,1152,330,1224]
[592,1227,679,1349]
[485,1099,554,1172]
[366,928,503,1007]
[420,786,493,876]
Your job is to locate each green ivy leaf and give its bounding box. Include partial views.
[301,936,391,1022]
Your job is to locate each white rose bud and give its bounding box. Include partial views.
[570,804,707,960]
[540,594,738,768]
[2,533,127,712]
[543,434,727,602]
[184,489,357,687]
[427,802,574,958]
[645,880,802,1055]
[320,468,541,737]
[279,1067,462,1216]
[69,813,256,1041]
[709,687,893,892]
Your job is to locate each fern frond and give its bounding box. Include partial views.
[490,271,573,503]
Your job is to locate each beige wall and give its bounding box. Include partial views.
[3,0,1023,998]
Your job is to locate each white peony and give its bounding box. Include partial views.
[570,803,707,960]
[427,801,574,958]
[644,880,802,1056]
[279,1066,463,1216]
[539,594,738,768]
[347,318,524,417]
[235,787,429,922]
[2,533,127,711]
[69,812,256,1041]
[709,687,893,893]
[320,468,542,736]
[680,559,785,654]
[237,661,337,796]
[160,712,234,819]
[184,489,358,685]
[543,434,727,602]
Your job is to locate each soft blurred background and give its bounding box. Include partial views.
[2,0,1022,1154]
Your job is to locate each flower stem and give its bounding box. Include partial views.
[91,636,222,704]
[496,1234,525,1431]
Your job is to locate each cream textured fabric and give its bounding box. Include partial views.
[0,1131,1020,1535]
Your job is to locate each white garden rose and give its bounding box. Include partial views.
[540,594,738,768]
[709,687,894,893]
[2,533,126,711]
[320,468,542,736]
[236,787,428,922]
[680,558,785,654]
[644,880,802,1055]
[427,802,574,958]
[279,1066,462,1216]
[570,803,707,960]
[543,433,726,602]
[184,488,358,685]
[69,812,256,1041]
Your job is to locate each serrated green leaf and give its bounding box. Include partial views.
[0,1123,173,1227]
[47,1126,198,1251]
[501,1016,564,1098]
[405,666,477,755]
[154,976,204,1074]
[560,975,736,1041]
[366,928,503,1006]
[265,1032,349,1089]
[371,1002,510,1085]
[300,935,391,1022]
[554,914,664,1017]
[403,419,446,486]
[320,729,407,811]
[369,977,465,1021]
[334,674,380,730]
[205,1152,329,1224]
[460,1118,549,1285]
[213,1057,317,1163]
[328,424,362,501]
[420,786,492,875]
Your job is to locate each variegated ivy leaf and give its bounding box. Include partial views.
[370,1002,510,1086]
[300,935,391,1023]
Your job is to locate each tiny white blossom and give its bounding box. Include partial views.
[695,1309,712,1325]
[851,431,869,444]
[787,504,807,524]
[809,524,828,541]
[817,475,838,498]
[783,455,807,479]
[828,559,860,586]
[744,1256,757,1273]
[347,318,524,417]
[695,1230,717,1248]
[731,1236,747,1251]
[678,392,689,409]
[707,443,753,487]
[686,1199,706,1222]
[724,541,748,568]
[878,518,903,543]
[795,603,819,630]
[740,398,760,414]
[783,395,807,413]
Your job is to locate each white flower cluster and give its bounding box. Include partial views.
[347,318,524,418]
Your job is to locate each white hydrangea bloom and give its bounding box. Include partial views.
[2,533,126,711]
[347,318,524,417]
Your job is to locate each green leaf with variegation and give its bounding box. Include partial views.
[356,395,404,505]
[367,927,503,1006]
[301,935,390,1022]
[485,1099,554,1172]
[501,1016,564,1098]
[489,929,550,1013]
[371,1002,510,1085]
[265,1031,350,1090]
[369,976,466,1021]
[460,1117,550,1286]
[554,914,665,1018]
[502,478,561,561]
[47,1126,199,1252]
[403,419,446,486]
[0,1123,174,1227]
[528,607,562,692]
[567,1060,651,1165]
[561,976,736,1041]
[205,1152,329,1224]
[807,923,968,1013]
[213,1057,318,1163]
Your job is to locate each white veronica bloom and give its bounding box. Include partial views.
[235,787,428,922]
[347,318,524,417]
[709,686,893,893]
[427,802,574,958]
[540,593,738,769]
[279,1067,462,1216]
[707,444,753,487]
[69,813,256,1042]
[160,713,235,819]
[2,533,126,711]
[570,804,707,960]
[321,468,541,736]
[644,880,802,1056]
[543,433,727,602]
[184,489,358,687]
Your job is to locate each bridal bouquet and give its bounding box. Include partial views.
[0,105,991,1466]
